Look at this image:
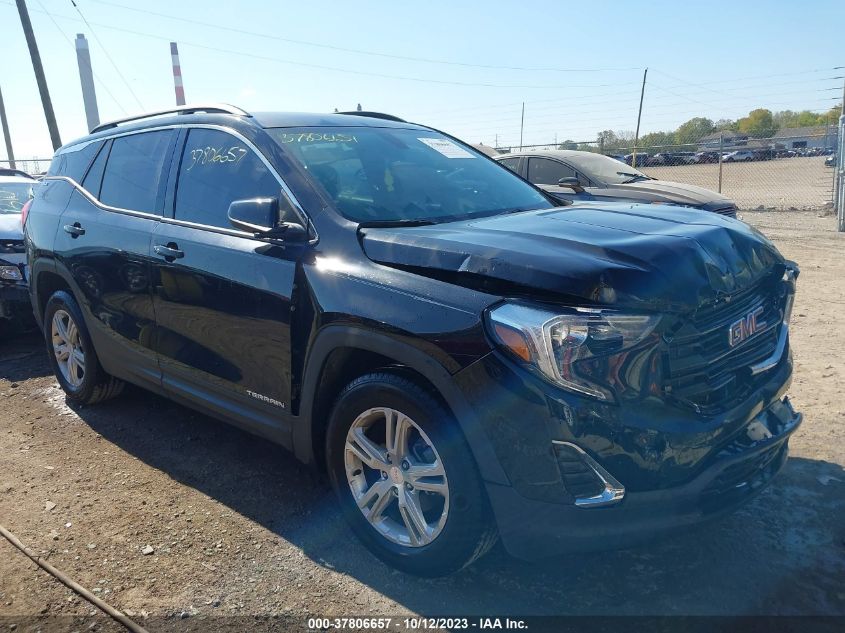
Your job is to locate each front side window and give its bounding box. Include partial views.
[174,128,284,229]
[268,127,551,223]
[100,131,174,213]
[527,158,576,185]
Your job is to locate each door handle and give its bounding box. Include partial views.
[154,243,185,261]
[63,223,85,238]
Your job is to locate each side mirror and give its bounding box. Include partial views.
[228,197,278,233]
[227,197,309,242]
[557,177,585,193]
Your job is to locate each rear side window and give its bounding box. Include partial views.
[174,128,282,229]
[47,140,102,181]
[527,158,576,185]
[100,130,174,213]
[81,140,110,198]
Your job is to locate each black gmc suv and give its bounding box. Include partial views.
[25,105,801,576]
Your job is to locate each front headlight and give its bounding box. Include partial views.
[486,302,660,401]
[0,265,22,281]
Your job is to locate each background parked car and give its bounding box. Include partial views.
[723,150,755,162]
[496,149,738,217]
[0,171,36,335]
[694,151,721,164]
[825,154,837,167]
[623,152,650,166]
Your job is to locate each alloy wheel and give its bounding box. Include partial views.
[344,407,449,547]
[51,309,85,388]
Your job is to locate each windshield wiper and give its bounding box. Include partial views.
[357,219,436,228]
[616,171,651,184]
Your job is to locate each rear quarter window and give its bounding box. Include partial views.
[47,140,103,182]
[99,130,175,213]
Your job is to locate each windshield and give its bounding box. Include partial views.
[567,152,650,185]
[269,127,552,223]
[0,182,34,215]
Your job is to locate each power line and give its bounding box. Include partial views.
[411,71,842,119]
[417,86,840,126]
[68,0,144,109]
[450,100,840,136]
[424,91,841,131]
[652,67,842,90]
[87,0,640,74]
[31,0,127,114]
[5,6,635,90]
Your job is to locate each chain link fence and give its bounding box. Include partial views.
[495,130,840,212]
[1,158,51,175]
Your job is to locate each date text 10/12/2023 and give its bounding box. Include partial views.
[306,617,528,630]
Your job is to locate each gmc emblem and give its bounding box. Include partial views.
[728,305,766,348]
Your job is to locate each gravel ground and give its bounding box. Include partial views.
[643,156,835,210]
[1,210,844,631]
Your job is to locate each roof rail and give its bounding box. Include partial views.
[91,103,250,134]
[337,111,406,123]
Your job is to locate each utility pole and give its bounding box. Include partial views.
[836,76,845,231]
[16,0,62,150]
[0,86,16,169]
[718,132,724,193]
[632,68,647,168]
[519,102,525,151]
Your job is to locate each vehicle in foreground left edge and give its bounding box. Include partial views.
[0,171,36,335]
[25,105,801,576]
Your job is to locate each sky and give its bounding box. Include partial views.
[1,0,843,162]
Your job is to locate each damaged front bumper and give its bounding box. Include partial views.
[485,397,800,560]
[454,344,802,561]
[0,282,30,319]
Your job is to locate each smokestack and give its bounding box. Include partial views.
[75,34,100,132]
[170,42,185,106]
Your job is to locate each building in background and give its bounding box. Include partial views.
[771,125,838,151]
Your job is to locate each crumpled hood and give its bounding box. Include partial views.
[0,213,23,240]
[360,204,783,313]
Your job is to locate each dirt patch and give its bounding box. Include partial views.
[1,210,844,629]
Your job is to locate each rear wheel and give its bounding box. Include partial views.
[326,372,496,576]
[44,291,124,405]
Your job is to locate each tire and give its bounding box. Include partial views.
[326,372,496,576]
[43,290,124,405]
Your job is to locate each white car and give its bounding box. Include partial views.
[0,170,36,332]
[722,150,754,162]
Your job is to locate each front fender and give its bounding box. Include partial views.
[295,324,509,486]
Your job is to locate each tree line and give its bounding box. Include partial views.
[558,104,842,152]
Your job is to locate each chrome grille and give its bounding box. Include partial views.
[664,284,785,413]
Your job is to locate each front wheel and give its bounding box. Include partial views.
[326,372,496,576]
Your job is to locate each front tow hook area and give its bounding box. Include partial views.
[552,441,625,508]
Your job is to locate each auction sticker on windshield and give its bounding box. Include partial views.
[418,137,476,159]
